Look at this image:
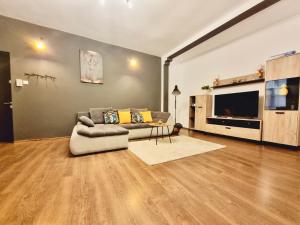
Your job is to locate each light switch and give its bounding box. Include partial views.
[16,79,23,87]
[23,80,29,85]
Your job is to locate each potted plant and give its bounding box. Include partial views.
[201,85,212,94]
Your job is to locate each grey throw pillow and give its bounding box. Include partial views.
[78,116,95,127]
[89,107,112,124]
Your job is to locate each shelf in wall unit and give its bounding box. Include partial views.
[213,73,264,89]
[206,117,262,122]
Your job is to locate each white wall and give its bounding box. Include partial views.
[169,14,300,127]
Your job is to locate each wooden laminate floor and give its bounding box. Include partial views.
[0,131,299,225]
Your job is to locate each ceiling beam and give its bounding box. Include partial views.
[165,0,281,65]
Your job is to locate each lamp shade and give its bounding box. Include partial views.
[172,85,181,96]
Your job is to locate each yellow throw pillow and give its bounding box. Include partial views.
[118,111,131,124]
[140,111,153,123]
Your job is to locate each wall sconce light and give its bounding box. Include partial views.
[129,58,138,68]
[34,37,46,51]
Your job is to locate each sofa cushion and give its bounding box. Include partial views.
[140,111,153,123]
[119,123,152,130]
[89,107,112,124]
[78,116,95,127]
[77,111,90,119]
[151,111,170,123]
[77,123,128,137]
[104,111,119,124]
[118,111,131,124]
[118,108,130,112]
[131,108,148,113]
[131,112,144,123]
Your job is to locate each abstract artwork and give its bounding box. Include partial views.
[80,50,103,84]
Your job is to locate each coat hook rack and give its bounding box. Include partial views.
[24,73,56,80]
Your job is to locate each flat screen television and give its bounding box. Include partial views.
[214,91,259,118]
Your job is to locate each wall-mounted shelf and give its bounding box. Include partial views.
[213,72,264,89]
[24,73,56,80]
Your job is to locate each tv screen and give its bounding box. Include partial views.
[214,91,259,118]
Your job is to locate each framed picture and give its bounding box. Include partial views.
[80,50,103,84]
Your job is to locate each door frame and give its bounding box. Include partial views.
[0,51,14,142]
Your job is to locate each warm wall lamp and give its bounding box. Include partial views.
[128,58,139,69]
[129,58,138,67]
[34,37,46,51]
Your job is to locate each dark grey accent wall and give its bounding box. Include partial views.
[0,15,161,140]
[163,64,169,112]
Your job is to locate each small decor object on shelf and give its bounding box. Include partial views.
[279,84,289,96]
[213,78,220,87]
[256,65,265,78]
[80,50,103,84]
[201,85,211,90]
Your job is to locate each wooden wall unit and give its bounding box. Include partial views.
[263,111,299,146]
[265,53,300,81]
[189,95,262,141]
[188,54,300,146]
[206,117,262,141]
[206,123,262,141]
[195,95,212,131]
[263,54,300,146]
[189,95,212,131]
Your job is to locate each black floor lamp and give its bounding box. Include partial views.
[172,85,181,124]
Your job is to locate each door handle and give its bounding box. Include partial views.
[225,127,231,130]
[275,112,285,115]
[3,102,12,105]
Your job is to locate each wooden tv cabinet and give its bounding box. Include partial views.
[262,54,300,146]
[205,117,262,141]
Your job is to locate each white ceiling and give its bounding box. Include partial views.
[171,0,300,63]
[0,0,251,56]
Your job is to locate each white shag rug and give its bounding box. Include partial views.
[129,135,225,165]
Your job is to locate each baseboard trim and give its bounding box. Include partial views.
[14,136,70,143]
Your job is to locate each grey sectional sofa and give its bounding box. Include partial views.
[70,110,173,155]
